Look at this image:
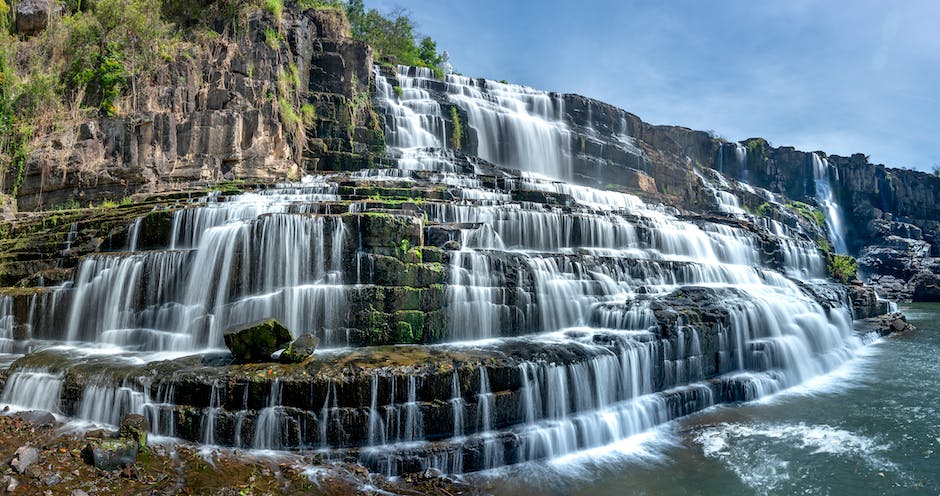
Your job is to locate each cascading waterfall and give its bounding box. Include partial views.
[812,153,849,253]
[0,64,878,478]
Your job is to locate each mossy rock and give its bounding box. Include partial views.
[83,437,138,471]
[279,333,319,364]
[393,310,425,343]
[223,319,293,364]
[119,413,149,449]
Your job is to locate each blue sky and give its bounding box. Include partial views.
[368,0,939,171]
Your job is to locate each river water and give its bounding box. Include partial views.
[485,303,940,495]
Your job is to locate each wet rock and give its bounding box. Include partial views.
[279,333,319,364]
[9,410,56,428]
[82,437,138,471]
[859,312,916,336]
[119,414,149,449]
[223,319,293,364]
[10,446,38,474]
[846,282,888,319]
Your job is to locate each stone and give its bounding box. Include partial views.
[223,318,293,364]
[82,438,138,471]
[119,413,149,449]
[10,446,38,474]
[43,474,62,486]
[71,490,90,496]
[10,410,56,428]
[15,0,55,36]
[279,333,319,364]
[2,475,18,493]
[78,121,99,141]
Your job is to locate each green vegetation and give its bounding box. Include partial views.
[393,85,403,99]
[0,0,436,198]
[449,106,462,150]
[263,27,283,49]
[300,103,317,125]
[264,0,284,21]
[344,0,446,77]
[789,201,826,227]
[756,202,772,217]
[828,254,858,283]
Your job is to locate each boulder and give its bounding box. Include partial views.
[223,318,293,364]
[15,0,55,36]
[9,410,56,428]
[119,413,149,449]
[869,312,916,336]
[82,437,138,471]
[10,446,38,474]
[279,333,319,364]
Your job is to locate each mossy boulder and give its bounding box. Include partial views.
[223,319,293,364]
[82,437,138,471]
[119,414,149,449]
[279,333,319,364]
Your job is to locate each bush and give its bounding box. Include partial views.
[828,254,858,283]
[756,202,772,217]
[263,27,283,49]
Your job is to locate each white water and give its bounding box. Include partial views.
[812,153,849,254]
[0,65,875,479]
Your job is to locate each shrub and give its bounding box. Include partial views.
[264,0,283,21]
[828,254,858,283]
[756,202,772,217]
[263,27,283,49]
[300,103,317,125]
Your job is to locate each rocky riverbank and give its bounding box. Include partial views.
[0,411,476,495]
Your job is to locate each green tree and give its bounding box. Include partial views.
[343,1,445,76]
[418,36,442,68]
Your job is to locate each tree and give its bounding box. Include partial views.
[418,37,442,68]
[343,1,445,75]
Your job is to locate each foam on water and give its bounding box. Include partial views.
[695,421,900,494]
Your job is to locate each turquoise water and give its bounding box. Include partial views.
[485,304,940,495]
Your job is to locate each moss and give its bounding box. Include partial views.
[789,201,824,227]
[365,305,390,346]
[394,310,425,343]
[449,106,462,150]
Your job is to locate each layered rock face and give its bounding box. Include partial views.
[703,141,940,301]
[0,4,924,478]
[0,56,895,477]
[10,7,382,211]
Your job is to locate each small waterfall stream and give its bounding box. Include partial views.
[812,153,849,253]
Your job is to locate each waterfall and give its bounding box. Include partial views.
[735,143,749,183]
[812,153,849,253]
[0,63,879,478]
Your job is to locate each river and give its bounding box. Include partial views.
[485,303,940,495]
